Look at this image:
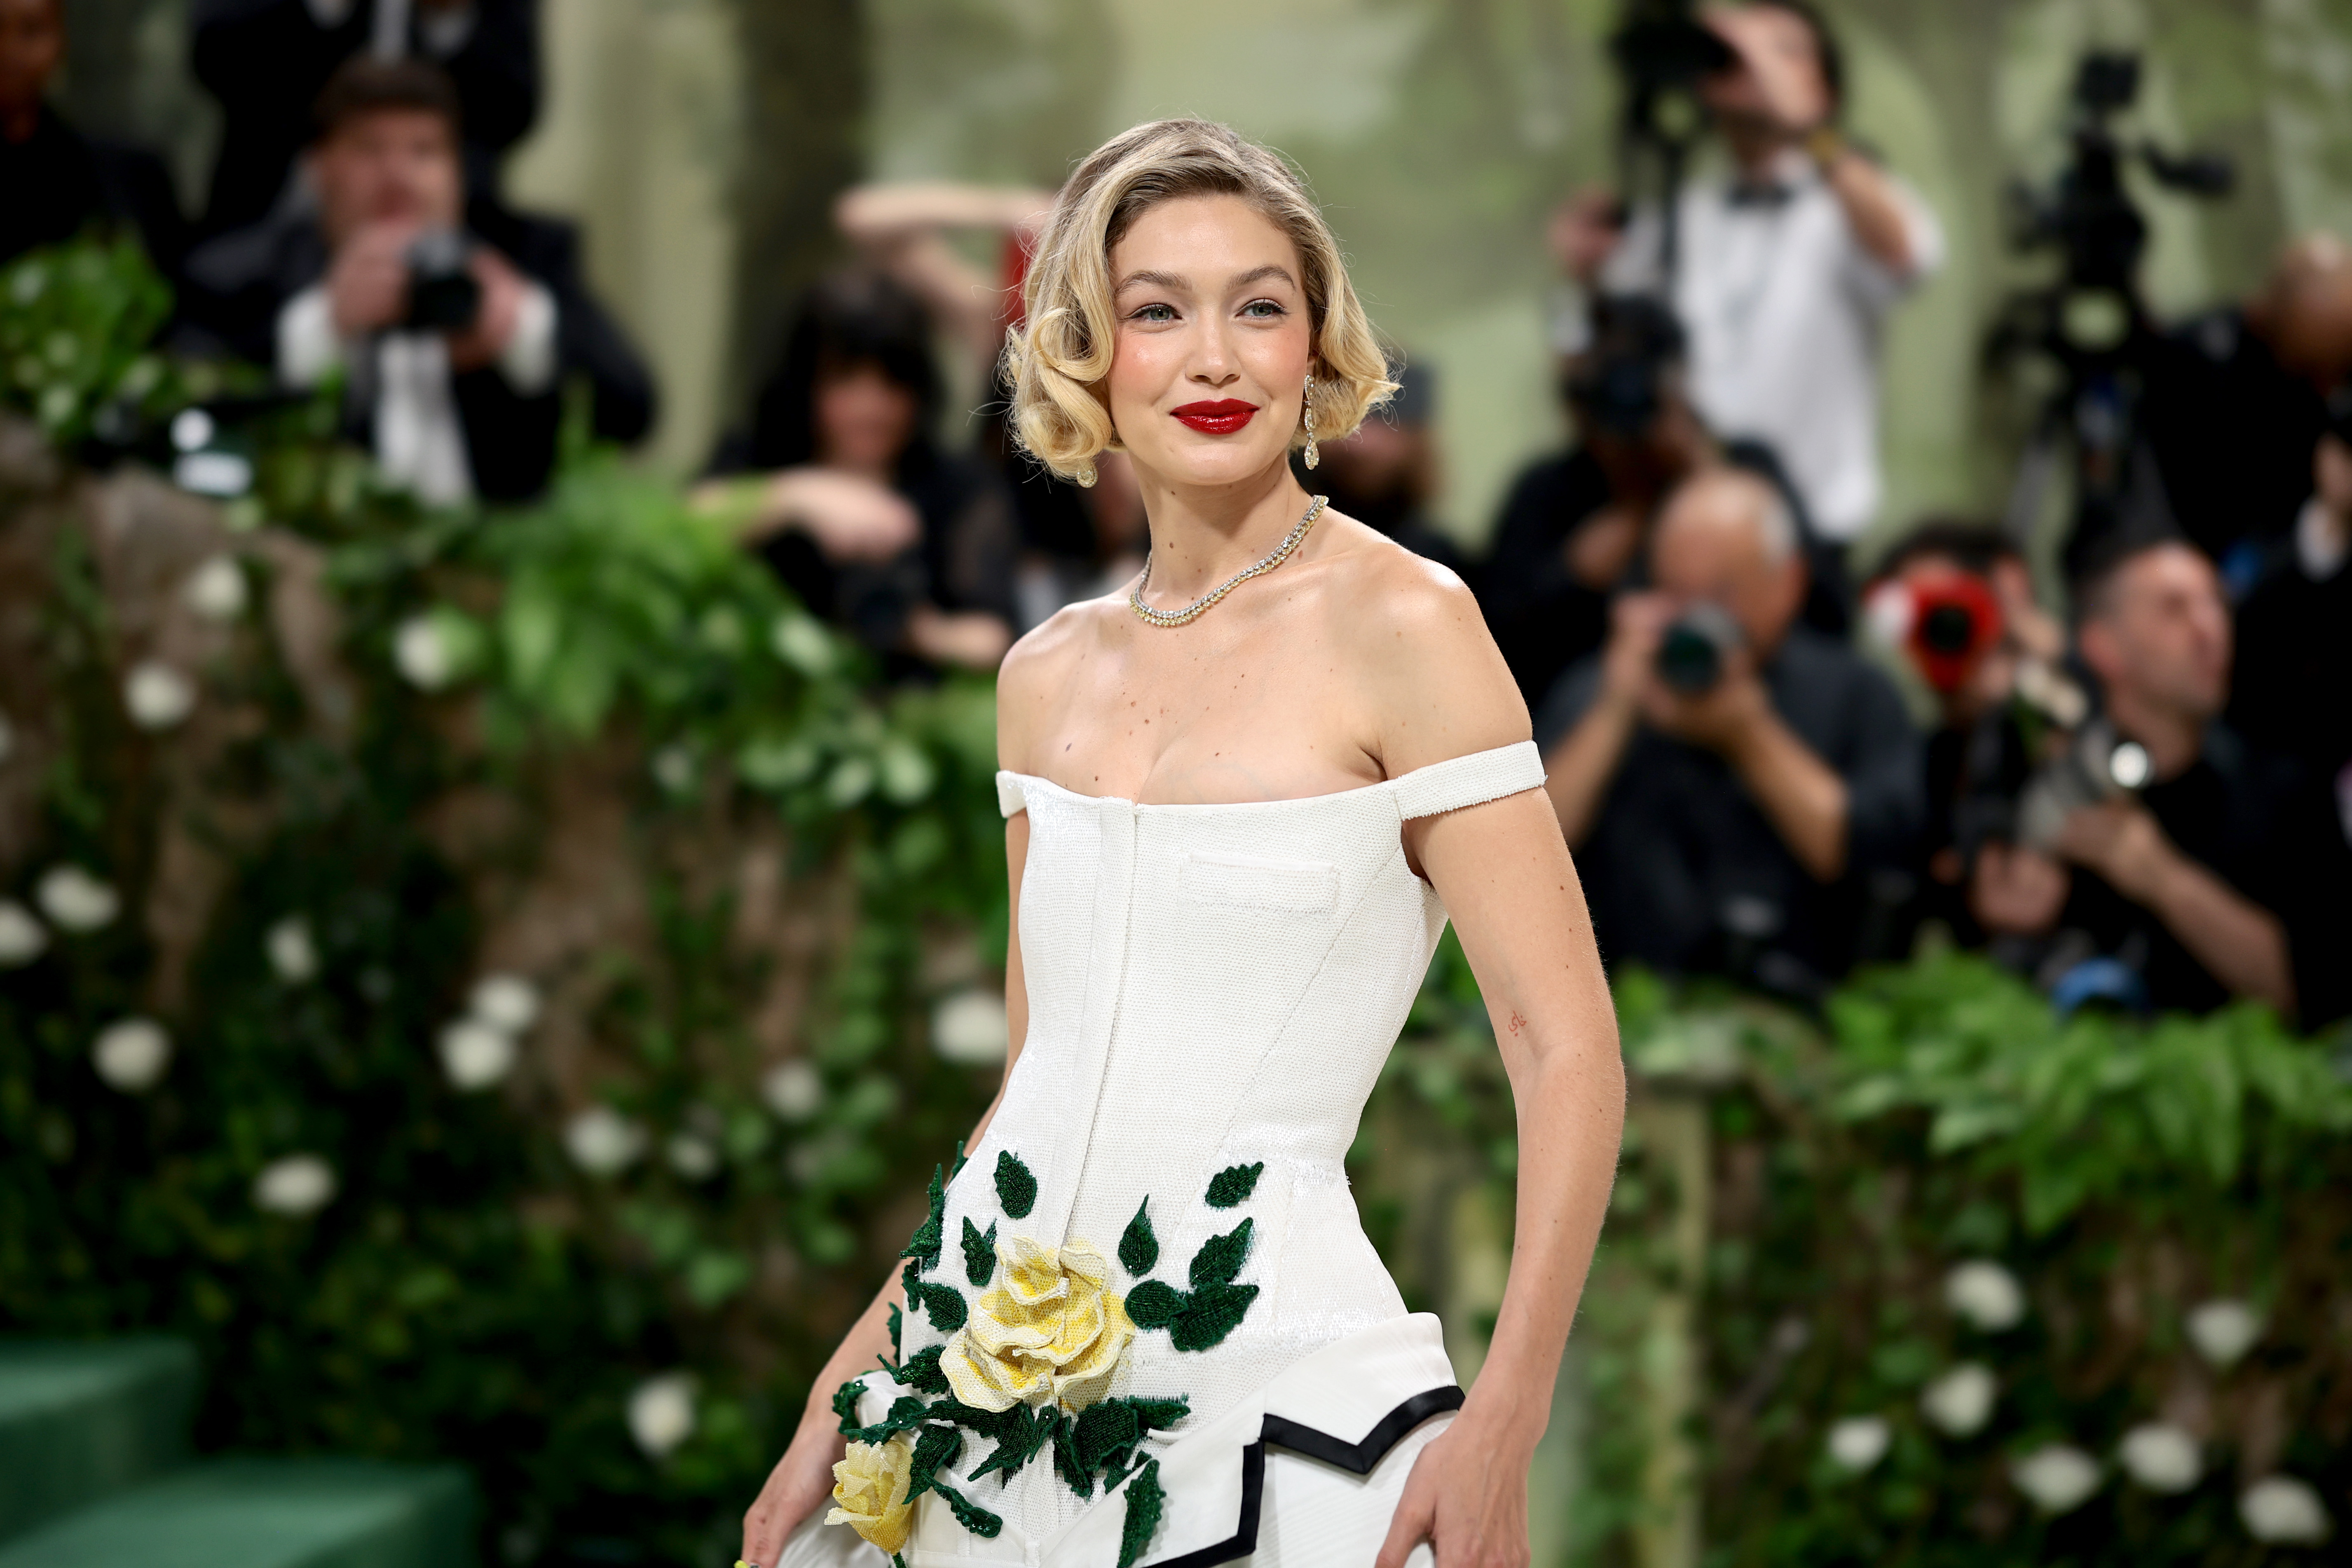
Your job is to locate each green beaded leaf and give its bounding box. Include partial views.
[886,1302,903,1362]
[830,1377,864,1434]
[995,1150,1038,1219]
[950,1137,970,1180]
[1205,1162,1265,1209]
[1125,1279,1186,1329]
[900,1258,923,1303]
[1118,1198,1158,1275]
[961,1217,998,1287]
[845,1394,932,1444]
[1117,1459,1166,1568]
[907,1422,963,1502]
[1189,1217,1254,1289]
[933,1481,1004,1538]
[901,1163,948,1268]
[1170,1282,1259,1352]
[968,1404,1055,1481]
[1050,1411,1094,1498]
[1073,1399,1140,1473]
[916,1281,968,1331]
[900,1344,950,1395]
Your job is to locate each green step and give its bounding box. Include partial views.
[0,1340,198,1543]
[0,1460,475,1568]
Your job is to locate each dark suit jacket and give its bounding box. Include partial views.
[1,105,190,280]
[181,200,656,502]
[191,0,540,235]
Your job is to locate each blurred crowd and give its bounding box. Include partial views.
[5,0,2348,1029]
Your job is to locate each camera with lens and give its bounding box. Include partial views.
[1864,570,2004,696]
[1656,601,1744,694]
[1563,294,1688,438]
[402,230,483,333]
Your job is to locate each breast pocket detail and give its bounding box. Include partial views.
[1178,852,1341,915]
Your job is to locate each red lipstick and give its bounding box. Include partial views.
[1171,399,1259,435]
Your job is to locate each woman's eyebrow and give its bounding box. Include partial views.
[1228,263,1298,290]
[1115,268,1190,293]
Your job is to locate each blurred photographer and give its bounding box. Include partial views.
[1481,294,1839,706]
[1538,467,1922,994]
[182,56,654,504]
[2226,391,2352,794]
[1970,537,2352,1025]
[1574,1,1944,546]
[1863,520,2070,940]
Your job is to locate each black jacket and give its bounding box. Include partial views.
[180,200,656,502]
[191,0,540,234]
[1,105,190,279]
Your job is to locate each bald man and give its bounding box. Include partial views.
[2141,234,2352,581]
[1538,468,1922,993]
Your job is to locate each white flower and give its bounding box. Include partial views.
[771,613,834,677]
[37,865,119,932]
[265,916,318,982]
[468,974,541,1034]
[439,1020,516,1090]
[0,899,47,966]
[626,1372,696,1458]
[253,1153,337,1216]
[2012,1445,2101,1513]
[932,987,1009,1065]
[1944,1260,2026,1331]
[761,1059,823,1123]
[1921,1362,1997,1437]
[392,614,466,690]
[2240,1475,2333,1544]
[1826,1416,1891,1473]
[666,1132,720,1181]
[124,661,195,730]
[182,554,248,621]
[2186,1299,2261,1369]
[564,1106,646,1175]
[651,745,697,794]
[92,1018,172,1092]
[2118,1423,2201,1493]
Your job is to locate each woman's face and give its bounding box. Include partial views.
[1103,194,1313,492]
[814,361,919,478]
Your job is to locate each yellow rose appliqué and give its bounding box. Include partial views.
[827,1432,916,1554]
[942,1235,1135,1413]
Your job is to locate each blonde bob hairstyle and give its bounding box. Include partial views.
[1004,118,1397,484]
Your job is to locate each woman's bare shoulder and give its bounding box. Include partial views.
[995,594,1124,773]
[1315,523,1531,773]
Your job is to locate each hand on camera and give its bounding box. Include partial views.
[326,221,418,336]
[1703,5,1832,134]
[2050,797,2172,903]
[757,469,923,563]
[443,245,529,370]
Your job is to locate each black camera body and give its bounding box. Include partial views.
[402,230,483,333]
[1656,602,1745,695]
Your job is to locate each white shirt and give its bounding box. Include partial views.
[1604,147,1944,541]
[277,279,558,506]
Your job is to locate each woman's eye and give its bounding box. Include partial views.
[1241,299,1286,319]
[1131,303,1177,323]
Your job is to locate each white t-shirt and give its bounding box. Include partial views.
[1603,147,1944,541]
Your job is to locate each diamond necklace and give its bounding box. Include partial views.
[1128,495,1328,628]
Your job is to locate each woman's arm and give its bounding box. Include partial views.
[739,813,1031,1566]
[1346,557,1626,1568]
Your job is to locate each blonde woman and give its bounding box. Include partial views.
[742,119,1624,1568]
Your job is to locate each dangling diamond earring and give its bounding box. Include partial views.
[1302,373,1319,470]
[1076,460,1098,488]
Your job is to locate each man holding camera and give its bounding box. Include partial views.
[183,56,653,504]
[1567,1,1942,547]
[1538,468,1923,994]
[1969,538,2350,1027]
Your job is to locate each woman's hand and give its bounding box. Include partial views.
[1374,1412,1537,1568]
[740,1399,848,1568]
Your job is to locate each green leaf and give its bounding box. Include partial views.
[962,1216,998,1287]
[900,1345,950,1395]
[931,1481,1003,1538]
[1118,1198,1158,1276]
[1117,1459,1165,1568]
[1125,1280,1185,1329]
[901,1163,947,1270]
[1206,1162,1265,1209]
[1189,1217,1253,1289]
[918,1282,967,1332]
[1170,1282,1258,1352]
[907,1422,962,1502]
[995,1150,1037,1219]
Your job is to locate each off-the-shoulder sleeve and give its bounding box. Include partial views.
[1391,741,1546,820]
[995,771,1028,818]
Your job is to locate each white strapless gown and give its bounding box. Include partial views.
[782,742,1547,1568]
